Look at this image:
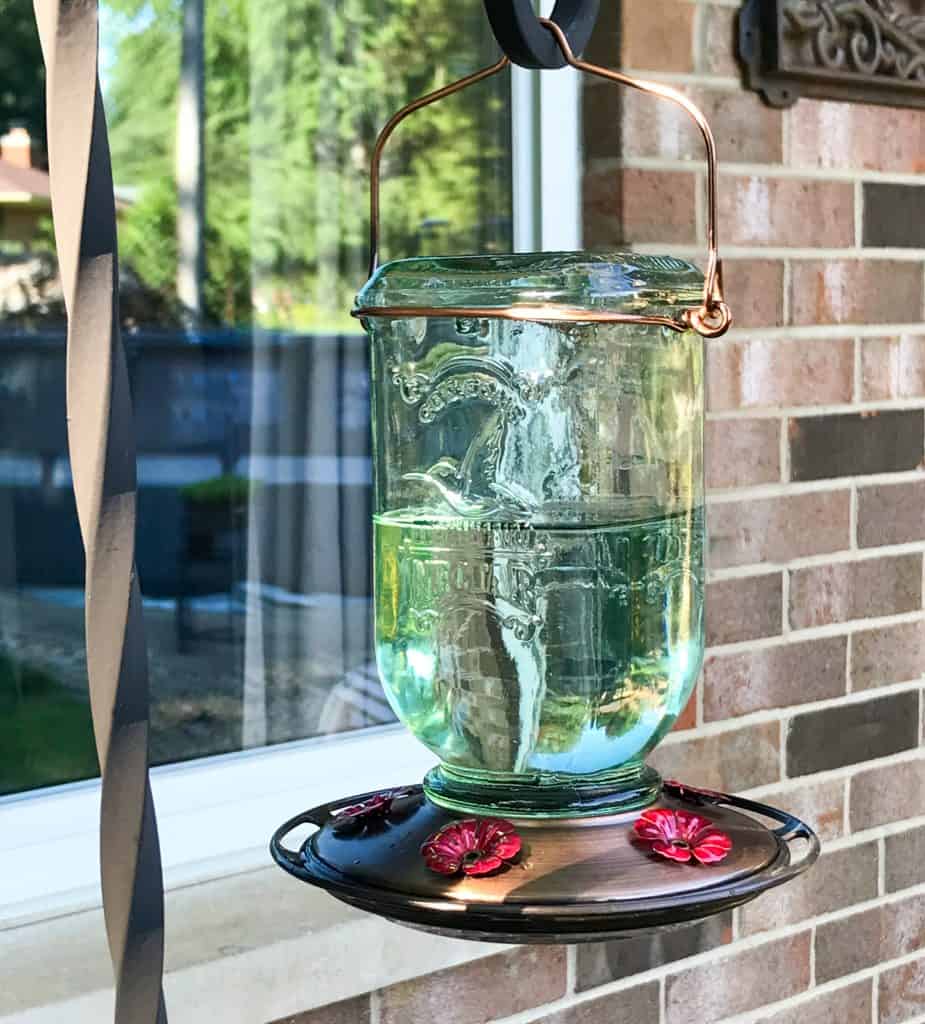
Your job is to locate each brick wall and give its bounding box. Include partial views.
[273,2,925,1022]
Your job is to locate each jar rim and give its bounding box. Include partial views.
[354,251,704,318]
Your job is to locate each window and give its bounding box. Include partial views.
[0,0,581,919]
[3,0,514,789]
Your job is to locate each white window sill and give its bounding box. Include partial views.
[1,713,504,1023]
[0,724,437,927]
[0,861,498,1024]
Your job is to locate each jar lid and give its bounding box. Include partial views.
[355,251,704,319]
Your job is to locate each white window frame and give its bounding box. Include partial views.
[0,28,583,928]
[511,0,583,251]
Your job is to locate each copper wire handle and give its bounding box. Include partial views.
[359,18,731,339]
[350,303,693,330]
[365,55,510,280]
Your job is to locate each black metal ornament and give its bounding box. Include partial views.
[483,0,601,68]
[739,0,925,110]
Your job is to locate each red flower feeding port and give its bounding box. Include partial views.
[633,809,733,866]
[331,790,411,831]
[422,819,522,877]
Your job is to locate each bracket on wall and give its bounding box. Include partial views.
[740,0,925,109]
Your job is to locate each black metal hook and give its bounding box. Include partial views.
[483,0,601,69]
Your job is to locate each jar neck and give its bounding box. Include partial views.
[423,761,661,819]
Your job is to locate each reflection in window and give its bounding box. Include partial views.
[0,0,512,794]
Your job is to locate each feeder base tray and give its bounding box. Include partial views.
[270,781,819,943]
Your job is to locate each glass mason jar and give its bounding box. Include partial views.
[357,252,705,817]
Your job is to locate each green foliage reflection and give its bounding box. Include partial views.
[104,0,512,329]
[0,653,98,796]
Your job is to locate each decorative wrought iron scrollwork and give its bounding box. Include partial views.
[787,0,925,79]
[740,0,925,109]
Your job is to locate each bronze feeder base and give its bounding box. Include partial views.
[270,781,819,943]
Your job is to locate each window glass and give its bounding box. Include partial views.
[0,0,512,794]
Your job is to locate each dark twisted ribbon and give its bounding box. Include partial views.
[32,1,168,1021]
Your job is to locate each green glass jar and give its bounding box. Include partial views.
[357,252,705,817]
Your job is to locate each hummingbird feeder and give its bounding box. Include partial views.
[271,1,818,943]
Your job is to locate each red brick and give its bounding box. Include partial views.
[816,892,925,982]
[753,980,873,1024]
[850,756,925,831]
[790,260,923,326]
[584,168,698,248]
[707,92,783,165]
[708,490,850,568]
[706,418,781,490]
[718,176,854,248]
[673,690,697,731]
[789,100,925,173]
[880,957,925,1024]
[584,0,619,64]
[706,572,783,646]
[789,555,922,629]
[816,904,883,982]
[582,169,619,250]
[622,88,783,165]
[885,825,925,893]
[757,778,845,841]
[650,720,780,792]
[576,915,731,989]
[269,998,370,1024]
[703,636,846,720]
[787,691,918,777]
[619,169,699,244]
[707,337,854,411]
[665,931,812,1023]
[864,182,925,248]
[858,480,925,548]
[703,4,741,77]
[536,984,659,1024]
[862,334,925,399]
[581,83,621,163]
[620,87,691,161]
[723,260,785,329]
[621,0,695,72]
[739,840,878,936]
[789,409,924,482]
[851,619,925,690]
[378,949,566,1024]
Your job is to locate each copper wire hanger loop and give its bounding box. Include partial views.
[355,18,732,339]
